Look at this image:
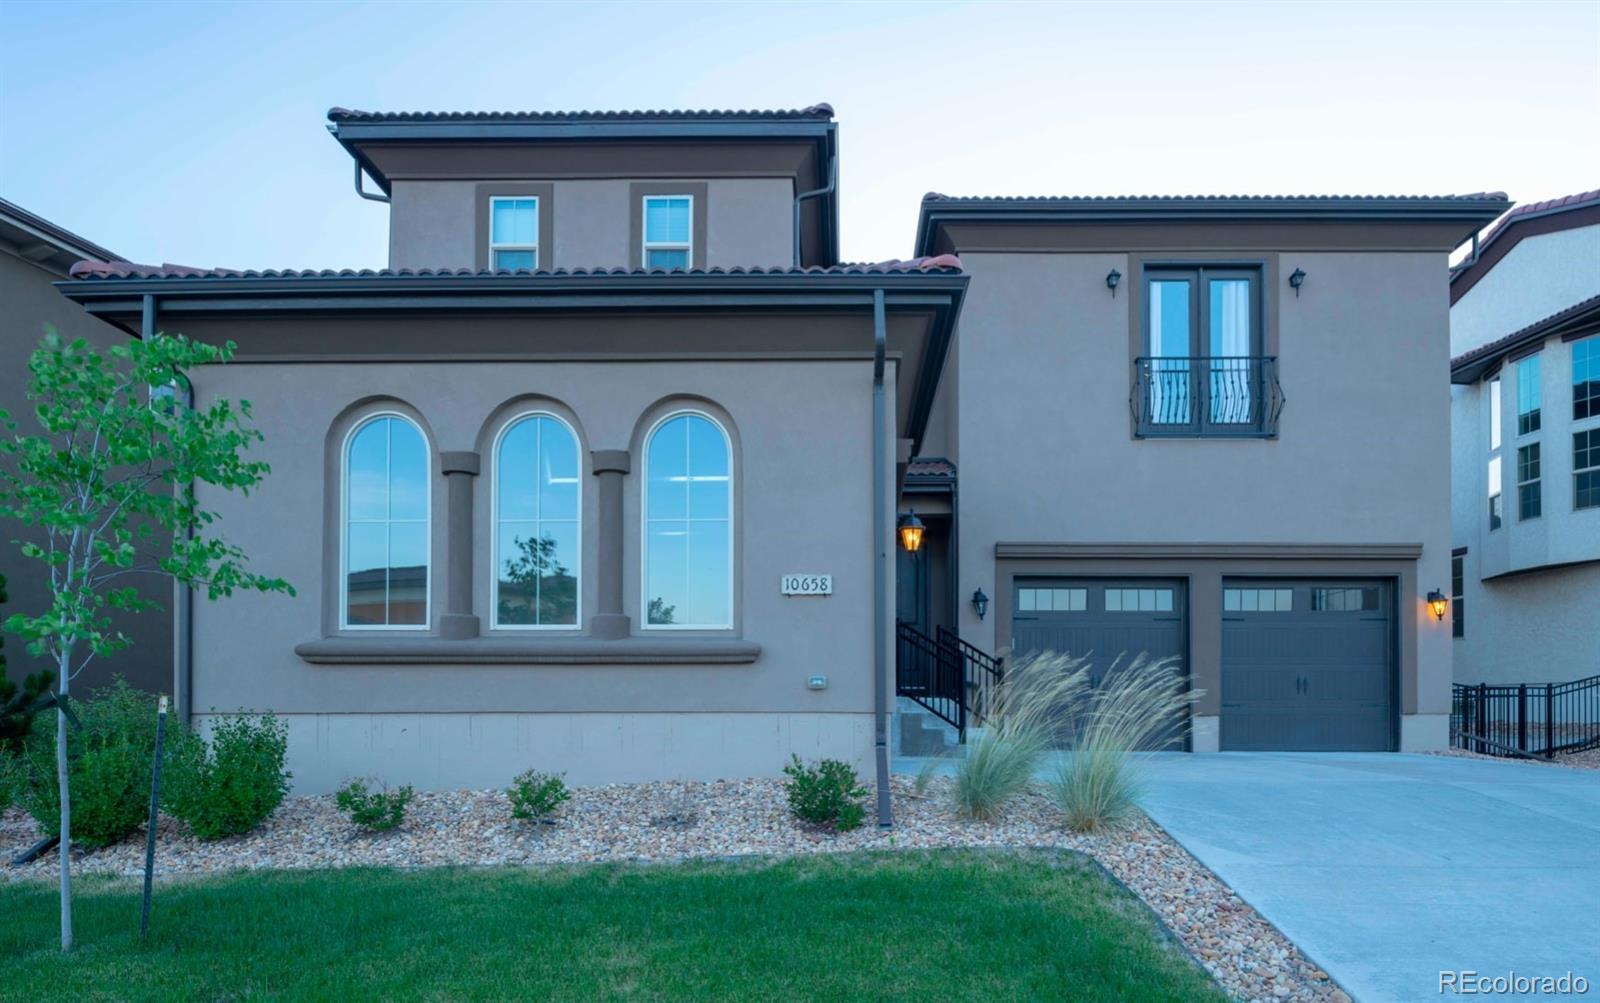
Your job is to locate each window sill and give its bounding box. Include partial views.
[294,635,761,665]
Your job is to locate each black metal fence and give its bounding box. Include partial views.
[894,621,1006,739]
[1131,355,1284,438]
[1451,675,1600,759]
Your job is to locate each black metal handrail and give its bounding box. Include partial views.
[896,621,963,733]
[1131,355,1284,438]
[937,625,1004,730]
[1450,674,1600,759]
[895,621,1007,740]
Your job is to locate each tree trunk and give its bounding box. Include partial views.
[56,649,72,953]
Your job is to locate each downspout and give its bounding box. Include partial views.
[353,160,391,204]
[792,153,837,266]
[144,294,194,724]
[872,288,893,828]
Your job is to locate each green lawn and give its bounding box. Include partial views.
[0,850,1224,1001]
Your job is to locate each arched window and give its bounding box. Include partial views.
[493,413,581,628]
[343,413,429,628]
[643,411,731,629]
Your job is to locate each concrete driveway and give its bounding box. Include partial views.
[1141,753,1600,1002]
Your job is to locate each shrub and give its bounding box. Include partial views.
[951,652,1088,821]
[335,778,414,832]
[1049,654,1196,833]
[20,680,159,848]
[163,712,290,840]
[508,770,569,823]
[782,755,867,832]
[0,750,21,813]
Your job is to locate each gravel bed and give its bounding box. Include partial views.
[2,777,1346,1003]
[1427,746,1600,770]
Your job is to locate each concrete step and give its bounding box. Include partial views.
[895,697,962,757]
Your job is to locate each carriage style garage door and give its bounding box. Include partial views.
[1220,579,1396,751]
[1010,578,1188,748]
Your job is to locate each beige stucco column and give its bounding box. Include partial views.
[439,450,480,640]
[590,449,632,639]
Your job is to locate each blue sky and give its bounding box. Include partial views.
[2,0,1596,267]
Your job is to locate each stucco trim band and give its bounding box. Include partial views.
[294,635,760,664]
[995,542,1425,560]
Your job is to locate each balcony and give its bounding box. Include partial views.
[1131,355,1284,438]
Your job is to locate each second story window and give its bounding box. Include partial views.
[1575,335,1600,421]
[489,197,539,270]
[1517,443,1541,521]
[642,196,693,269]
[1488,455,1503,531]
[1135,266,1280,438]
[1517,354,1541,435]
[1576,429,1600,511]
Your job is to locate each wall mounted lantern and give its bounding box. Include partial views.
[1427,589,1448,622]
[1106,268,1122,298]
[898,510,925,554]
[971,587,990,620]
[1288,268,1306,297]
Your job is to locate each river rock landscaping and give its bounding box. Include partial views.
[3,774,1347,1003]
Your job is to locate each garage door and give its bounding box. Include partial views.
[1221,579,1395,751]
[1011,578,1187,748]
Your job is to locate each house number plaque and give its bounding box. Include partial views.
[781,574,833,596]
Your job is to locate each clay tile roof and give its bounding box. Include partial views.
[1450,293,1600,383]
[906,458,956,478]
[327,104,834,123]
[1450,188,1600,299]
[66,255,963,282]
[920,192,1509,204]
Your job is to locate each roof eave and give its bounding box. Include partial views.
[1450,296,1600,384]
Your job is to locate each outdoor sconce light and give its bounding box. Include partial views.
[1288,268,1306,298]
[971,587,990,620]
[1427,589,1448,622]
[1106,268,1122,298]
[898,510,925,554]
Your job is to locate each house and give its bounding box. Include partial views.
[907,191,1507,753]
[1448,189,1600,686]
[0,198,174,696]
[57,106,964,807]
[52,105,1507,804]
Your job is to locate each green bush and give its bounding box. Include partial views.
[335,778,413,832]
[0,750,21,813]
[782,755,867,832]
[163,712,290,840]
[21,680,159,848]
[508,769,569,823]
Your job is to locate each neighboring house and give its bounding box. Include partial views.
[0,199,173,696]
[909,192,1507,753]
[1448,189,1600,685]
[51,105,1506,798]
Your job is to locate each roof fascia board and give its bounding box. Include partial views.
[334,120,836,144]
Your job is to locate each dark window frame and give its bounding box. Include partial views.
[1574,335,1600,422]
[1134,264,1279,439]
[1517,442,1542,521]
[1450,553,1464,638]
[1576,428,1600,511]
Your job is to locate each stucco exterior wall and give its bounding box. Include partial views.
[185,351,887,791]
[947,248,1454,740]
[0,250,173,696]
[1453,554,1600,685]
[388,178,793,272]
[1451,225,1600,355]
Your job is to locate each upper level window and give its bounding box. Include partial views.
[344,414,429,629]
[493,414,580,628]
[644,411,731,629]
[489,197,539,270]
[1488,375,1502,450]
[1517,443,1541,521]
[1575,429,1600,511]
[1517,355,1541,435]
[1575,336,1600,421]
[1135,266,1279,438]
[642,196,693,269]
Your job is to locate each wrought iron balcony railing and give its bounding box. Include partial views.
[1131,355,1284,438]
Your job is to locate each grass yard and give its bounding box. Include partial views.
[0,849,1225,1002]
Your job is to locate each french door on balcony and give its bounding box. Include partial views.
[1142,266,1266,436]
